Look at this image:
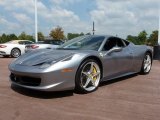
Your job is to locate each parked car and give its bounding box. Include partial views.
[9,35,153,93]
[25,40,64,52]
[0,40,34,58]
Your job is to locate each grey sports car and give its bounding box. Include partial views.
[9,35,153,93]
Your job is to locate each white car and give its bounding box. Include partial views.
[0,40,34,57]
[25,40,64,52]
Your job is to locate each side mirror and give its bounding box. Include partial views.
[107,47,122,55]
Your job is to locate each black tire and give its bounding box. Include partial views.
[140,53,152,74]
[75,59,101,93]
[11,48,21,58]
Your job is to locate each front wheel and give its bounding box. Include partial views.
[11,48,21,58]
[140,53,152,74]
[75,59,101,93]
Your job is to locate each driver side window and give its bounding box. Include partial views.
[103,37,125,51]
[18,41,25,45]
[103,37,116,51]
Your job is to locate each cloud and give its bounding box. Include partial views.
[90,0,159,38]
[0,0,35,13]
[50,0,81,6]
[0,0,35,34]
[0,16,21,34]
[0,0,159,38]
[37,0,90,34]
[12,13,33,24]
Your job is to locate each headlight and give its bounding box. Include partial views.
[39,54,74,69]
[39,61,56,69]
[61,55,73,62]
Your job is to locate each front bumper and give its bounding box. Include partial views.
[9,64,76,92]
[0,48,10,55]
[0,51,6,55]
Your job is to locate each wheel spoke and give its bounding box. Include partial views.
[84,78,91,88]
[90,62,94,72]
[146,62,151,68]
[82,72,88,77]
[93,71,100,77]
[143,55,151,72]
[144,59,147,64]
[146,56,150,62]
[144,63,148,69]
[91,80,95,86]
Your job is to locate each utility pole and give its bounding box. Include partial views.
[92,21,95,35]
[158,9,160,45]
[35,0,38,42]
[153,7,160,59]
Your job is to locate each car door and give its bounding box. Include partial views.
[17,41,26,54]
[102,37,133,79]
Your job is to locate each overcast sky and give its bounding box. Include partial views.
[0,0,159,38]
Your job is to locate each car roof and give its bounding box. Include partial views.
[82,35,112,38]
[86,35,128,41]
[12,40,30,43]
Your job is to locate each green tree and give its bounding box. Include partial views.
[8,34,18,41]
[80,32,84,36]
[67,33,79,40]
[18,32,33,40]
[50,26,65,40]
[26,35,33,40]
[126,35,139,45]
[0,34,8,43]
[38,32,44,41]
[18,32,27,40]
[67,32,85,40]
[137,30,148,45]
[147,30,158,46]
[86,33,91,35]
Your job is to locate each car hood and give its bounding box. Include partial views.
[13,49,75,66]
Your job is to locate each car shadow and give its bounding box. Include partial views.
[99,73,138,87]
[0,55,11,58]
[11,84,74,99]
[11,73,138,98]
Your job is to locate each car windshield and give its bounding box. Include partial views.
[58,36,105,51]
[36,40,64,45]
[5,40,17,44]
[35,41,45,44]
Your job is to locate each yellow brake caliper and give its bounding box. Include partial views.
[93,66,97,81]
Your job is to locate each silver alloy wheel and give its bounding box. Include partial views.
[80,62,101,92]
[143,54,151,73]
[11,49,20,58]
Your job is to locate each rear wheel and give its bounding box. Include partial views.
[75,59,101,93]
[140,53,152,74]
[11,48,21,58]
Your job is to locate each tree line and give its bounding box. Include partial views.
[0,26,158,46]
[0,26,91,43]
[126,30,158,46]
[0,32,34,43]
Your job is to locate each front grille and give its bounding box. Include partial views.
[0,51,6,54]
[10,73,41,86]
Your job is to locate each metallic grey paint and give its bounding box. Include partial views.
[8,35,153,91]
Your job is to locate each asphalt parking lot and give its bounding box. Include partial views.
[0,57,160,120]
